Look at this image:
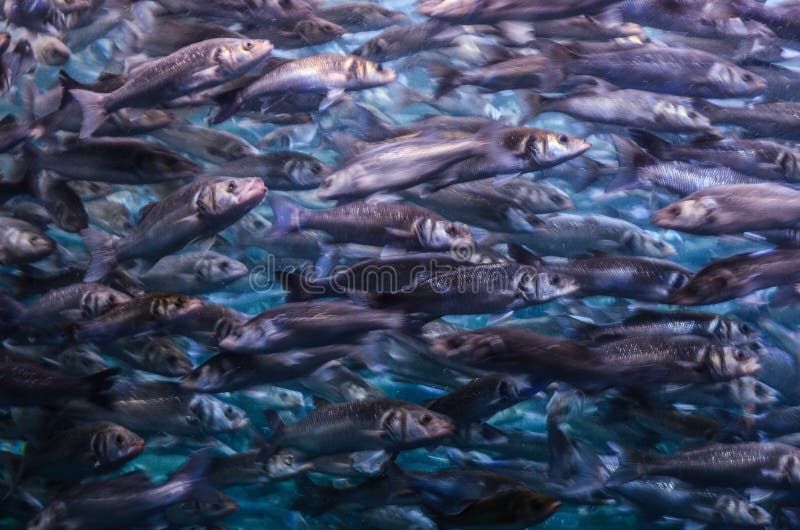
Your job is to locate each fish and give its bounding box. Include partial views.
[138,251,249,294]
[203,151,332,190]
[269,195,474,251]
[81,177,266,281]
[260,398,455,458]
[0,217,56,265]
[70,38,275,137]
[27,449,217,530]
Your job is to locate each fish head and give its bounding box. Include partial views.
[714,495,771,527]
[115,108,175,131]
[169,490,239,523]
[705,344,760,380]
[180,358,229,393]
[218,317,279,352]
[417,0,475,18]
[263,0,313,21]
[670,267,732,305]
[731,377,780,411]
[142,338,193,376]
[58,346,109,376]
[652,196,718,232]
[147,148,200,179]
[781,451,800,483]
[188,395,250,433]
[34,35,70,66]
[285,156,332,188]
[91,424,145,468]
[708,61,767,96]
[515,181,574,213]
[416,217,474,251]
[716,318,759,346]
[506,491,562,524]
[295,16,346,44]
[27,500,68,530]
[80,286,130,319]
[215,38,274,75]
[195,254,249,286]
[652,100,712,131]
[380,405,455,445]
[150,294,204,321]
[206,177,267,218]
[261,450,313,480]
[12,227,55,261]
[514,129,591,168]
[345,56,397,88]
[429,330,505,368]
[621,229,676,257]
[516,268,578,303]
[352,37,389,61]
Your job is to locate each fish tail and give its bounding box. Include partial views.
[277,270,317,302]
[171,449,218,504]
[629,129,672,157]
[606,134,654,192]
[0,291,25,330]
[81,228,119,282]
[268,195,303,235]
[83,367,119,409]
[553,314,599,340]
[211,89,244,124]
[69,88,108,138]
[257,410,286,462]
[427,62,462,98]
[605,442,646,486]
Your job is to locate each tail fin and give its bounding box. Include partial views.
[277,270,318,302]
[82,367,119,409]
[606,134,656,192]
[553,314,599,340]
[211,90,244,125]
[81,228,119,282]
[170,449,218,504]
[536,38,579,65]
[68,89,108,138]
[629,129,672,158]
[258,410,286,462]
[427,62,462,98]
[605,443,646,487]
[268,195,303,235]
[0,292,25,330]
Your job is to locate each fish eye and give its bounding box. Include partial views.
[557,134,569,144]
[227,181,237,192]
[748,507,760,516]
[687,111,698,118]
[224,405,236,419]
[668,206,680,216]
[311,163,322,174]
[420,413,432,426]
[376,64,384,72]
[115,434,124,445]
[244,41,254,50]
[219,261,229,270]
[742,73,753,82]
[550,275,562,285]
[549,194,564,204]
[283,454,294,465]
[445,225,458,236]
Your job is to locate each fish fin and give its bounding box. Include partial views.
[507,208,543,232]
[536,38,580,63]
[629,129,672,156]
[0,291,25,329]
[385,227,415,239]
[68,89,108,138]
[211,90,243,124]
[171,449,217,504]
[268,195,303,235]
[605,442,645,486]
[258,410,285,461]
[277,270,316,302]
[494,21,535,46]
[486,311,514,326]
[319,88,345,112]
[553,314,598,340]
[82,368,119,410]
[81,228,119,282]
[427,62,462,98]
[507,243,544,267]
[606,134,654,192]
[187,65,221,90]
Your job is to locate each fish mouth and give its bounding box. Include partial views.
[239,179,268,208]
[740,357,762,377]
[651,209,676,228]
